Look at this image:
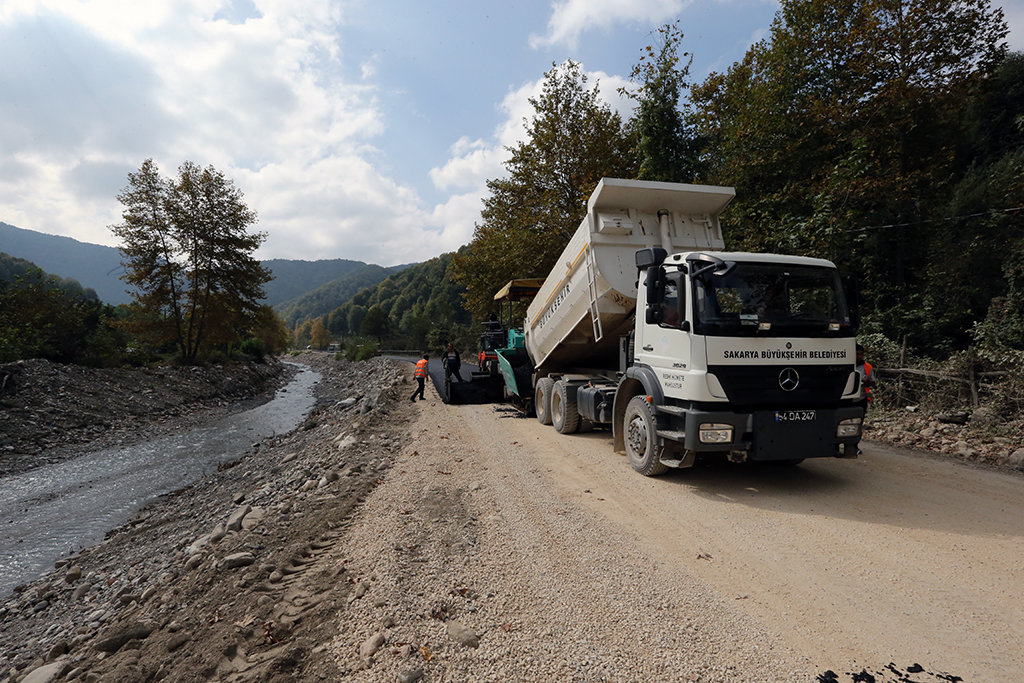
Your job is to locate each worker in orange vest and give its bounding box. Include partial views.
[856,344,874,408]
[410,353,430,401]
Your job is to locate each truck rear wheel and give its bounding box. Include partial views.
[535,377,554,425]
[624,396,668,476]
[552,380,580,434]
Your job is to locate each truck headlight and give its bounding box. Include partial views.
[836,417,862,438]
[699,423,734,444]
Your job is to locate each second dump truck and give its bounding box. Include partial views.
[495,178,865,475]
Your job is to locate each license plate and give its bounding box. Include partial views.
[775,410,816,422]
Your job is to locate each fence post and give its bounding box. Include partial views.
[897,335,907,406]
[970,363,979,409]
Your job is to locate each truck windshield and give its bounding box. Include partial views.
[692,262,853,337]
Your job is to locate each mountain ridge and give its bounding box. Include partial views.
[0,222,408,313]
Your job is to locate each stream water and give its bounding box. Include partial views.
[0,363,321,598]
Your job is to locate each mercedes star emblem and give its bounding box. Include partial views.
[779,367,800,391]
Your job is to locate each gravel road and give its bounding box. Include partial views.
[328,375,1024,682]
[2,355,1020,683]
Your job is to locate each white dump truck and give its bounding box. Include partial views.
[495,178,865,475]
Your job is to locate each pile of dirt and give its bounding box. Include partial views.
[0,358,296,477]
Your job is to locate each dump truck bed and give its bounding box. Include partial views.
[524,178,734,374]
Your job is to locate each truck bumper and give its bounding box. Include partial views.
[660,406,864,461]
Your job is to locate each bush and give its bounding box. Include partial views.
[344,343,377,362]
[239,337,266,360]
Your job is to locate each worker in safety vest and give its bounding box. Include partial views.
[856,344,874,408]
[410,353,430,401]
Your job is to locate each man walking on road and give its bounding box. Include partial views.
[444,343,463,382]
[411,353,429,401]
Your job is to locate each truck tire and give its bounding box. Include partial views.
[551,380,580,434]
[624,396,668,476]
[535,377,554,425]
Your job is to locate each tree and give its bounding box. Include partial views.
[294,319,313,349]
[250,304,291,356]
[360,306,390,343]
[310,318,331,350]
[621,23,702,183]
[690,0,1010,356]
[0,269,94,363]
[451,60,637,320]
[111,159,272,361]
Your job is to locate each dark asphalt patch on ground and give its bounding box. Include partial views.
[818,662,964,682]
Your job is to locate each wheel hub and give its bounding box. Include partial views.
[627,416,648,455]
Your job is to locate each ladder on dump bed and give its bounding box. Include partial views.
[585,246,603,342]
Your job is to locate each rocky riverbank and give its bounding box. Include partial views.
[0,353,414,683]
[863,407,1024,471]
[0,357,297,478]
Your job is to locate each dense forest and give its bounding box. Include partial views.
[690,0,1022,362]
[294,252,476,354]
[276,263,397,328]
[0,252,130,365]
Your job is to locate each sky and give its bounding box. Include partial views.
[1,0,1022,267]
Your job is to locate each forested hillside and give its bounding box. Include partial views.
[0,252,99,302]
[0,222,129,305]
[275,264,398,327]
[295,252,473,352]
[262,258,403,308]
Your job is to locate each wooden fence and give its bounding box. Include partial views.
[876,366,1017,410]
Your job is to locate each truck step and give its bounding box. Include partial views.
[656,429,686,442]
[656,405,687,417]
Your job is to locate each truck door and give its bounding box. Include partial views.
[636,271,691,398]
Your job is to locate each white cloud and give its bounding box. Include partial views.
[0,0,450,266]
[530,0,689,49]
[424,62,636,255]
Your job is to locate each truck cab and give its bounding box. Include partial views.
[612,247,864,473]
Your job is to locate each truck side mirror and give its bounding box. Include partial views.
[636,247,668,270]
[645,266,666,305]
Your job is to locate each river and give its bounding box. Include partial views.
[0,363,321,598]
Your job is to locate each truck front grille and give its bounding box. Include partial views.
[707,364,852,409]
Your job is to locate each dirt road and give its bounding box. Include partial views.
[498,407,1024,678]
[333,392,1024,681]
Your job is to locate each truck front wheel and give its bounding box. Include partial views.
[535,377,554,425]
[624,396,668,476]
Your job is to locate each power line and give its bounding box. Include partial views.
[844,207,1024,233]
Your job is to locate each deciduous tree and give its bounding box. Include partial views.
[451,60,637,320]
[360,306,390,343]
[111,159,271,361]
[621,23,702,183]
[309,318,331,350]
[690,0,1009,355]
